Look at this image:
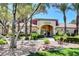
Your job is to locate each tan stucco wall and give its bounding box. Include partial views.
[37,20,56,34]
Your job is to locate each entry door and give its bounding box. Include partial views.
[41,25,53,37]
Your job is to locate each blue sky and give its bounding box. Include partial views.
[8,4,76,24]
[33,6,76,23]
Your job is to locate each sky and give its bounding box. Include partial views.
[33,6,76,24]
[8,4,76,24]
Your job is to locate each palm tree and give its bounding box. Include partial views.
[72,4,79,35]
[54,3,69,34]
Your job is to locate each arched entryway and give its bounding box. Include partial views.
[41,25,53,37]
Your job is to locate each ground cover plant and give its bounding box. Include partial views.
[29,48,79,56]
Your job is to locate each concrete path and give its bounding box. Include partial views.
[47,37,55,41]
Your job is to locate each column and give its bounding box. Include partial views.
[53,26,56,35]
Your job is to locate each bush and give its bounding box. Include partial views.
[43,38,50,44]
[31,32,39,40]
[53,35,61,41]
[7,33,16,37]
[56,31,63,36]
[19,32,25,36]
[54,31,64,41]
[62,34,68,41]
[54,33,68,42]
[36,51,50,56]
[0,39,7,45]
[66,36,79,43]
[30,48,79,56]
[37,35,44,38]
[74,35,79,38]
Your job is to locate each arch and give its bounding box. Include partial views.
[41,25,53,37]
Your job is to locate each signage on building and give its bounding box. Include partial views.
[44,22,51,25]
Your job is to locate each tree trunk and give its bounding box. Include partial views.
[4,20,8,35]
[1,20,7,35]
[76,15,78,35]
[24,18,28,40]
[1,20,3,35]
[17,21,20,32]
[2,20,4,35]
[63,12,66,34]
[10,3,17,48]
[30,17,32,39]
[76,10,79,35]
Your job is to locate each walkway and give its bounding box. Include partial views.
[48,37,79,48]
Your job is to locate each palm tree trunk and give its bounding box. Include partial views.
[63,12,66,34]
[75,9,79,35]
[76,13,79,35]
[30,17,32,39]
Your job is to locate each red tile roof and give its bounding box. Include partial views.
[57,23,76,29]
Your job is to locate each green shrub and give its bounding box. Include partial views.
[36,51,50,56]
[56,31,63,36]
[32,35,37,40]
[31,32,39,40]
[19,32,25,36]
[62,34,68,39]
[74,35,79,38]
[29,48,79,56]
[7,33,16,37]
[43,38,50,44]
[54,31,64,41]
[54,33,68,41]
[65,35,79,43]
[37,35,44,38]
[53,35,61,41]
[0,39,7,45]
[61,34,68,41]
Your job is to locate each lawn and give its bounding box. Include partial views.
[29,48,79,56]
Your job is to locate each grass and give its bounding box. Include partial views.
[29,48,79,56]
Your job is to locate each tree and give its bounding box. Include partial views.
[70,19,76,24]
[0,4,11,35]
[53,3,69,34]
[72,4,79,35]
[9,3,41,49]
[10,3,17,48]
[29,3,50,39]
[16,3,32,40]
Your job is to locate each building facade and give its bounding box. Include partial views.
[31,18,77,36]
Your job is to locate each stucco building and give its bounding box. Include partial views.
[29,18,77,36]
[13,18,77,36]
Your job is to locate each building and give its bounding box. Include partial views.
[15,18,77,36]
[31,19,58,36]
[30,18,77,36]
